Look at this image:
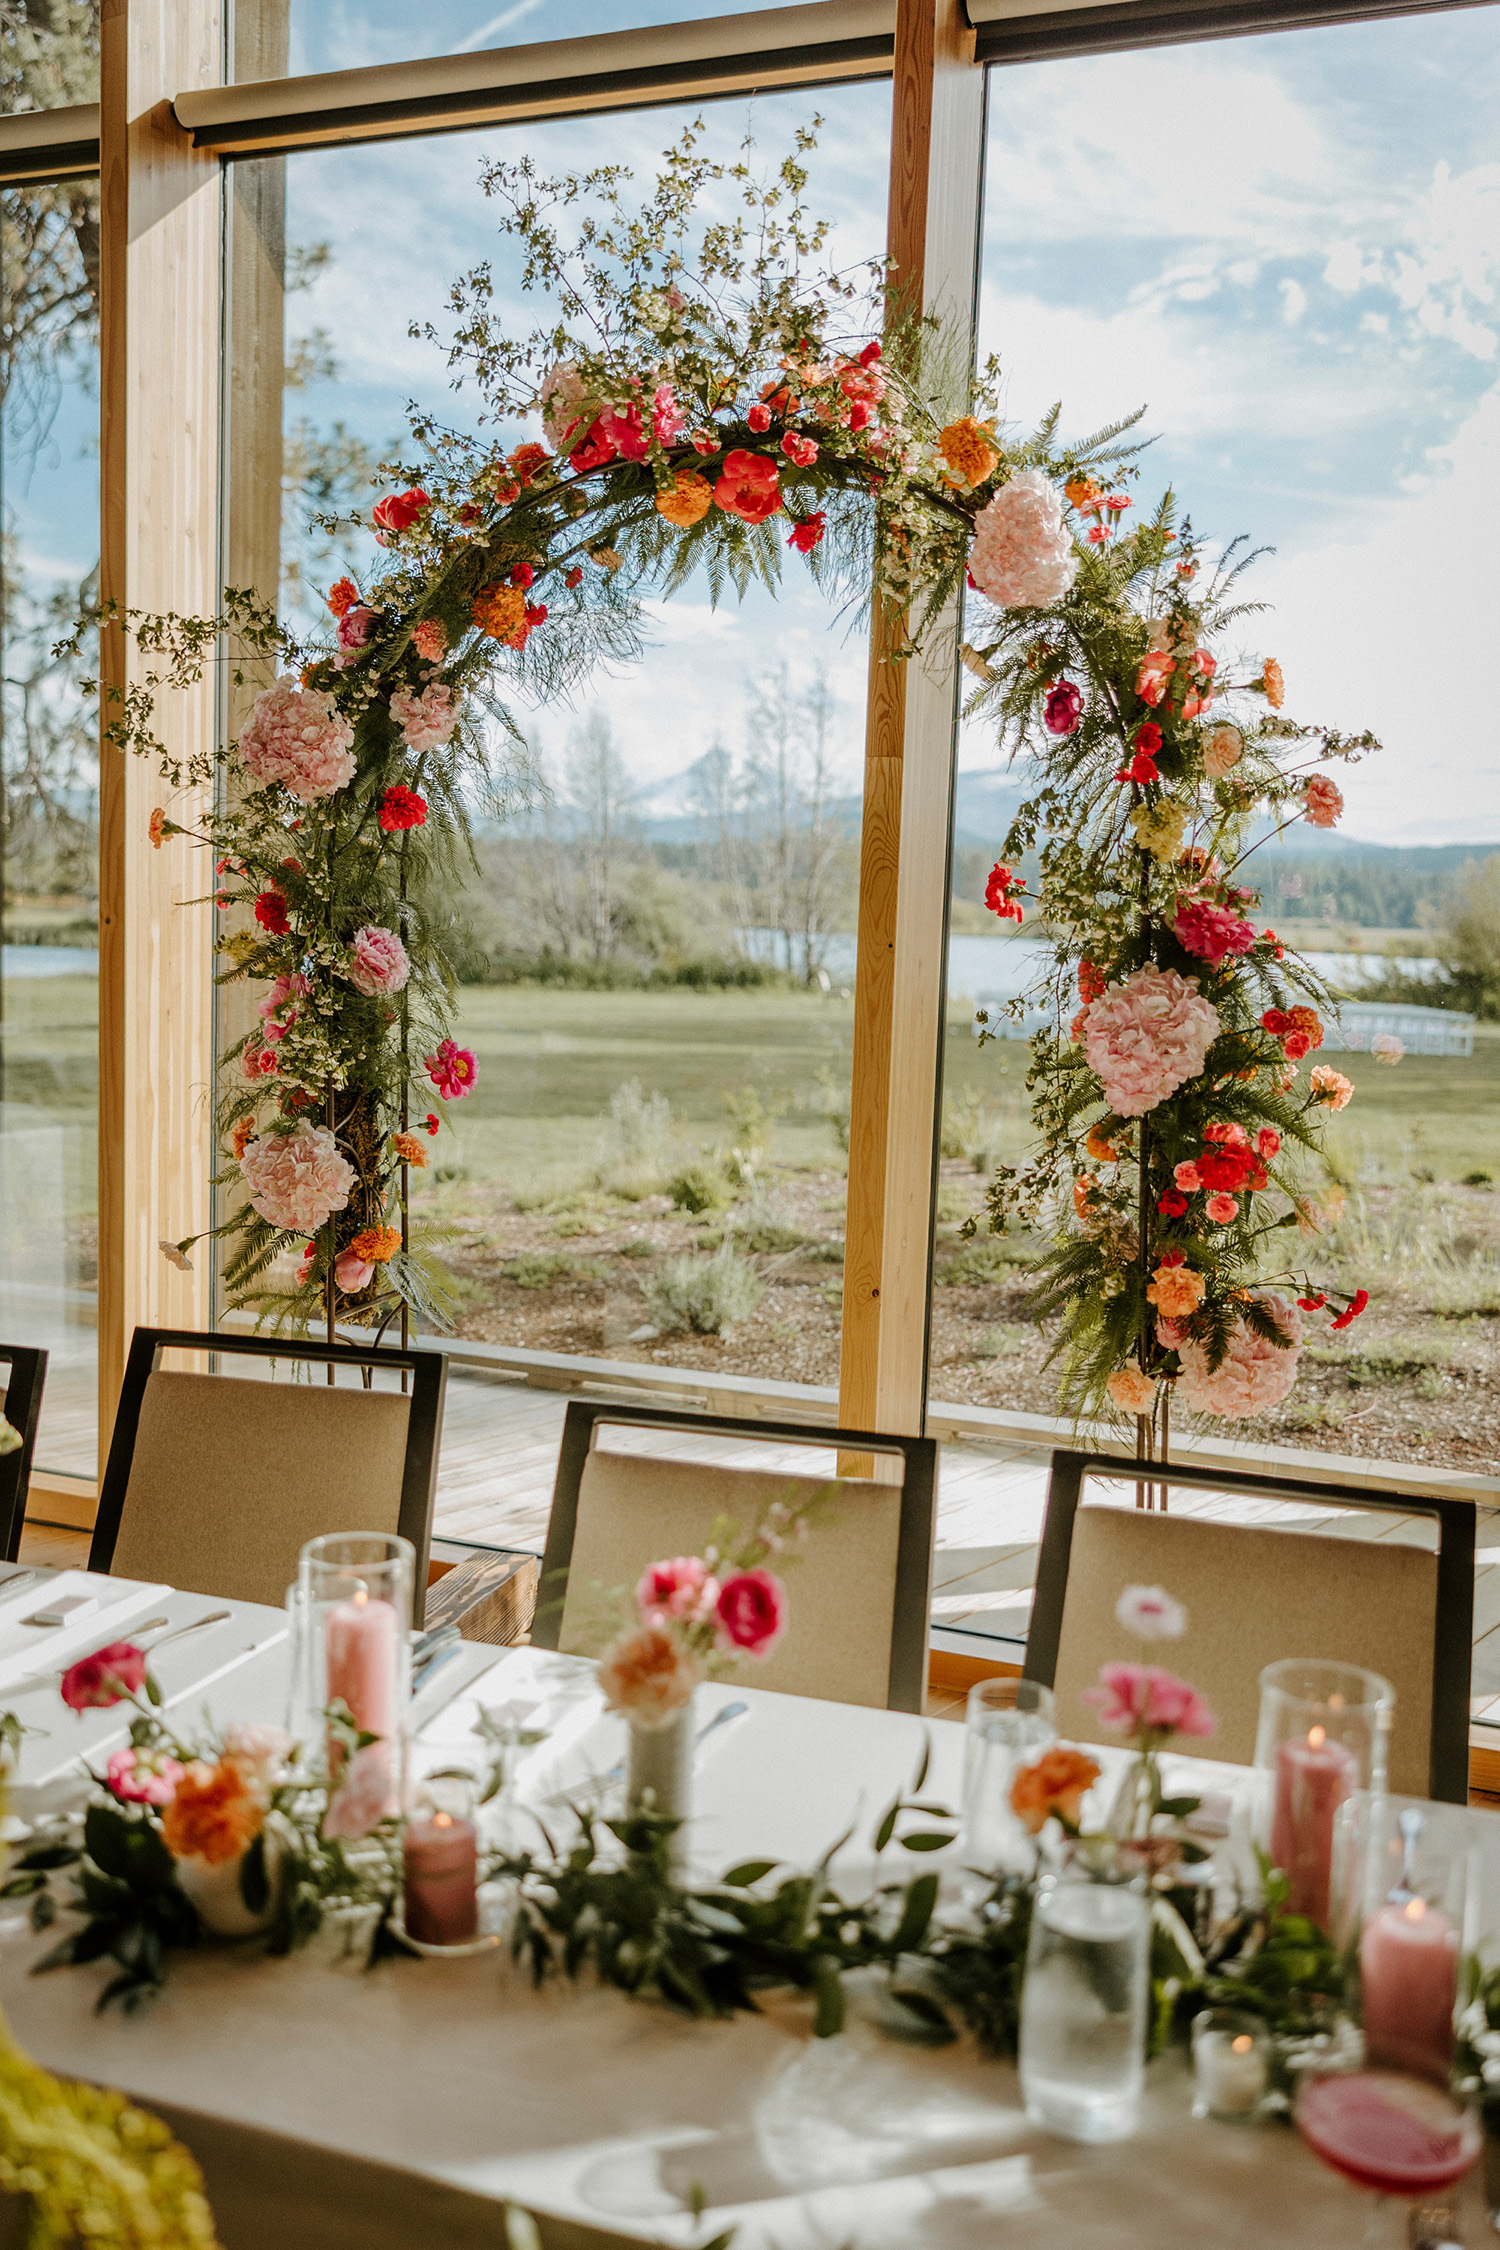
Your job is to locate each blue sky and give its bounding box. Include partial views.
[277,1,791,76]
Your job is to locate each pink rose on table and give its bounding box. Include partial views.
[637,1555,719,1624]
[1086,1661,1215,1739]
[61,1641,148,1712]
[716,1568,787,1659]
[105,1746,183,1806]
[1043,680,1083,736]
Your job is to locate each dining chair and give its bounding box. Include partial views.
[0,1344,47,1564]
[531,1400,938,1712]
[1024,1449,1476,1802]
[91,1328,446,1622]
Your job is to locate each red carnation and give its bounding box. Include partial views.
[254,888,290,935]
[372,488,430,534]
[510,564,535,589]
[422,1113,440,1134]
[379,785,427,834]
[1135,721,1162,755]
[1158,1191,1189,1217]
[858,340,882,367]
[788,512,826,555]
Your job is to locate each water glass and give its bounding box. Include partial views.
[1019,1869,1150,2142]
[962,1677,1057,1879]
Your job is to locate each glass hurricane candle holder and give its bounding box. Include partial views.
[1333,1795,1471,2085]
[1254,1660,1394,1929]
[1191,2008,1270,2121]
[293,1531,414,1828]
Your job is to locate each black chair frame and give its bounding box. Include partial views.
[1026,1447,1477,1805]
[93,1327,447,1623]
[0,1345,48,1564]
[533,1399,939,1713]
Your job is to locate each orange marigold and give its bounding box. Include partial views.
[937,416,999,489]
[471,583,528,644]
[326,576,359,618]
[391,1132,428,1168]
[161,1757,264,1865]
[508,441,551,487]
[1064,476,1104,512]
[349,1225,401,1264]
[1261,657,1285,709]
[1085,1123,1118,1163]
[1010,1744,1101,1835]
[656,467,714,528]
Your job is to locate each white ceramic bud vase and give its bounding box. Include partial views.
[626,1692,694,1876]
[174,1830,281,1938]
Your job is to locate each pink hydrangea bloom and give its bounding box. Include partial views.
[1086,1662,1216,1739]
[716,1568,788,1659]
[240,1124,355,1234]
[238,677,356,803]
[389,682,457,755]
[968,470,1078,609]
[105,1746,183,1806]
[1175,1288,1303,1419]
[1081,966,1221,1119]
[1172,897,1256,967]
[347,925,410,998]
[1305,776,1344,829]
[637,1555,719,1623]
[539,359,587,450]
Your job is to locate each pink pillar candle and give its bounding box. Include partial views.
[1360,1898,1459,2082]
[325,1589,399,1741]
[1269,1724,1356,1926]
[403,1812,479,1946]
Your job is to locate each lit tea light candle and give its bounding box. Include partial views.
[403,1809,480,1947]
[1192,2014,1269,2119]
[1270,1723,1356,1926]
[1360,1895,1459,2083]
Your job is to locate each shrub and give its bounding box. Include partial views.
[500,1252,608,1290]
[938,1237,1031,1286]
[941,1088,1012,1174]
[669,1163,731,1215]
[641,1243,763,1336]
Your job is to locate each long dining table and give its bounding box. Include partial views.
[0,1561,1496,2250]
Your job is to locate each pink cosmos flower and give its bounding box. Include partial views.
[106,1745,183,1806]
[1305,776,1344,829]
[716,1568,788,1659]
[425,1039,477,1100]
[1086,1662,1216,1740]
[240,1124,355,1234]
[1172,898,1256,967]
[968,470,1078,610]
[334,1250,374,1293]
[61,1642,148,1712]
[347,925,410,999]
[1205,1193,1240,1224]
[637,1555,719,1624]
[1174,1161,1203,1193]
[238,677,356,803]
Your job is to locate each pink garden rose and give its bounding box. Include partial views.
[61,1641,147,1712]
[389,681,457,754]
[1175,1288,1303,1419]
[347,925,410,998]
[969,470,1078,610]
[1202,722,1242,778]
[105,1745,183,1806]
[1172,897,1256,968]
[598,1624,704,1730]
[425,1038,477,1100]
[637,1555,718,1624]
[715,1568,787,1659]
[1081,965,1220,1119]
[240,1123,355,1234]
[1043,680,1083,736]
[1304,776,1344,829]
[1205,1193,1240,1224]
[238,677,356,803]
[1086,1661,1215,1740]
[333,1250,374,1292]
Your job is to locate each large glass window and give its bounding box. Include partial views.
[1,2,98,112]
[0,167,100,1477]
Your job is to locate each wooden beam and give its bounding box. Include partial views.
[838,0,985,1442]
[97,0,222,1463]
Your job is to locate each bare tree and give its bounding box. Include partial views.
[564,710,636,961]
[739,665,856,983]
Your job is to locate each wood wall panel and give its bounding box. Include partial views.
[837,0,985,1442]
[96,1,224,1459]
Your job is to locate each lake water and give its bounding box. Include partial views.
[2,946,99,979]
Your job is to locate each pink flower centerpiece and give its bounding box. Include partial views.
[1085,1583,1216,1847]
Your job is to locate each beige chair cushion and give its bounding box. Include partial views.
[110,1371,412,1610]
[1050,1504,1438,1797]
[558,1451,907,1707]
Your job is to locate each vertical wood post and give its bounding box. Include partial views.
[838,0,986,1440]
[97,0,223,1459]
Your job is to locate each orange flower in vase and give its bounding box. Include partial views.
[162,1757,265,1866]
[1010,1745,1102,1835]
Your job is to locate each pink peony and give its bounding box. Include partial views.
[105,1746,183,1806]
[1305,776,1344,829]
[61,1642,147,1712]
[1043,680,1083,736]
[716,1568,788,1659]
[334,1250,374,1292]
[968,470,1078,609]
[1205,1193,1240,1224]
[1175,1288,1302,1419]
[425,1038,477,1100]
[598,1624,703,1730]
[257,971,307,1046]
[1086,1661,1216,1739]
[1081,966,1221,1119]
[240,1124,355,1234]
[637,1555,719,1624]
[1172,898,1256,967]
[389,681,457,754]
[347,925,410,998]
[238,677,356,803]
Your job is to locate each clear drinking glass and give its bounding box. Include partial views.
[293,1532,415,1822]
[1019,1868,1150,2142]
[962,1677,1057,1880]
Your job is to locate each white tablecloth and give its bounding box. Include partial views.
[2,1612,1497,2248]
